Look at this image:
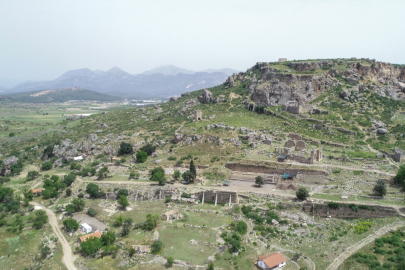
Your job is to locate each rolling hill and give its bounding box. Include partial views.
[7,87,120,103]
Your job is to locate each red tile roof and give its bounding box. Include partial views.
[258,252,286,268]
[79,231,102,242]
[31,188,44,193]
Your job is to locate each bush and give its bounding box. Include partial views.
[27,170,40,180]
[63,217,79,231]
[328,202,339,209]
[118,142,134,156]
[235,221,247,235]
[167,256,174,267]
[136,151,148,163]
[373,180,387,197]
[151,240,164,254]
[65,188,72,197]
[139,143,156,156]
[150,167,166,185]
[296,187,309,200]
[41,162,52,171]
[255,175,264,186]
[167,156,177,161]
[173,170,181,180]
[33,210,48,229]
[87,207,97,217]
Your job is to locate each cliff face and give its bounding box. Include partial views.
[251,72,338,106]
[356,62,405,81]
[225,60,405,106]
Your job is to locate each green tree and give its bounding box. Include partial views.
[24,190,34,200]
[41,245,51,259]
[235,221,247,235]
[296,187,309,200]
[100,230,116,246]
[167,256,174,267]
[63,173,76,186]
[118,195,129,210]
[86,183,104,198]
[129,248,135,257]
[118,142,134,156]
[208,262,214,270]
[41,161,52,171]
[173,170,180,180]
[190,160,196,178]
[80,237,102,256]
[182,170,195,183]
[145,214,160,231]
[97,166,109,180]
[65,204,75,214]
[65,188,72,197]
[394,164,405,187]
[373,180,387,197]
[121,218,132,236]
[136,151,148,163]
[87,207,97,217]
[27,170,40,180]
[116,189,128,199]
[255,175,264,186]
[139,143,156,156]
[150,167,166,185]
[151,240,164,254]
[33,210,48,229]
[0,187,13,201]
[72,198,85,212]
[63,217,79,231]
[229,233,241,253]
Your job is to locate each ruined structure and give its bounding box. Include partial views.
[278,58,287,62]
[283,101,313,114]
[288,133,302,140]
[302,202,398,218]
[194,110,202,121]
[295,140,306,151]
[389,148,404,162]
[284,140,296,148]
[198,190,238,205]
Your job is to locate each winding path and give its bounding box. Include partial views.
[30,202,77,270]
[326,221,405,270]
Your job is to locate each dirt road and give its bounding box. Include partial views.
[326,221,405,270]
[30,202,77,270]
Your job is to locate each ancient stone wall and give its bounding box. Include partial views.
[302,202,398,218]
[295,141,306,151]
[288,133,302,140]
[225,162,328,176]
[198,190,238,204]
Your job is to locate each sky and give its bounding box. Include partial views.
[0,0,405,86]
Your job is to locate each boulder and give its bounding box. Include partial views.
[53,158,63,168]
[172,133,184,144]
[340,90,350,98]
[1,156,19,176]
[377,128,388,135]
[169,97,179,102]
[198,89,213,104]
[103,146,117,156]
[87,133,98,142]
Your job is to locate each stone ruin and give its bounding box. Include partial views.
[295,140,306,151]
[194,110,202,121]
[284,140,296,148]
[389,148,404,162]
[274,147,290,155]
[310,148,323,163]
[283,100,313,114]
[288,133,302,140]
[198,190,238,206]
[278,58,287,62]
[302,202,398,218]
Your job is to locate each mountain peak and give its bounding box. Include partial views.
[142,65,195,76]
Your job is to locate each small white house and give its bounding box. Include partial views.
[80,223,92,234]
[257,252,286,269]
[73,156,84,161]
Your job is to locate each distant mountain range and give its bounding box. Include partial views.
[6,65,238,98]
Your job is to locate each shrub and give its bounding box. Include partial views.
[41,162,52,171]
[167,156,177,161]
[65,188,72,197]
[328,202,339,209]
[373,180,387,197]
[355,221,372,234]
[167,256,174,267]
[27,170,40,180]
[139,143,156,156]
[118,142,134,156]
[87,207,97,217]
[296,187,309,200]
[63,218,79,231]
[151,240,164,254]
[255,175,264,186]
[136,151,148,163]
[173,170,181,180]
[33,210,48,229]
[235,221,247,235]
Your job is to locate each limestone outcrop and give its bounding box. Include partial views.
[1,156,19,176]
[198,89,213,103]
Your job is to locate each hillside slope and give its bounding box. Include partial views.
[7,87,120,103]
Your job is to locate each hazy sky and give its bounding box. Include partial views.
[1,0,404,85]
